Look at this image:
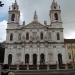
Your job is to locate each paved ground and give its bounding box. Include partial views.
[15,70,75,75]
[1,70,75,75]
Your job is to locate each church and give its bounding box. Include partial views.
[4,0,69,70]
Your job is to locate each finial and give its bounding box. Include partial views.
[23,21,25,25]
[34,10,38,21]
[15,0,17,3]
[14,0,18,5]
[44,20,47,25]
[53,0,56,2]
[9,6,10,10]
[53,0,55,2]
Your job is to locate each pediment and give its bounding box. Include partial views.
[22,21,46,29]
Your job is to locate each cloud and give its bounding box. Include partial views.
[18,0,51,24]
[0,20,7,42]
[64,31,75,39]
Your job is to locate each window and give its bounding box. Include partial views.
[57,33,60,40]
[10,33,13,41]
[25,54,29,64]
[40,32,43,40]
[69,53,71,59]
[54,13,58,20]
[8,54,12,65]
[11,14,15,21]
[54,6,56,9]
[18,33,21,41]
[26,32,29,40]
[14,6,16,10]
[40,54,45,65]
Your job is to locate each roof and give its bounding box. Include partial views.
[64,39,75,43]
[21,21,47,29]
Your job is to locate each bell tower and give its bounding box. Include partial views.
[7,0,20,29]
[50,0,62,28]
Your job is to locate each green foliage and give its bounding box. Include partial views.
[0,43,5,63]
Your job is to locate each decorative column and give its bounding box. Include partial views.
[27,65,29,70]
[47,64,50,71]
[56,61,59,70]
[17,64,19,70]
[65,64,68,70]
[30,51,32,65]
[45,47,48,64]
[21,47,25,65]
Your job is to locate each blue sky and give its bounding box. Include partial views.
[0,0,75,42]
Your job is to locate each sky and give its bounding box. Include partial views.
[0,0,75,42]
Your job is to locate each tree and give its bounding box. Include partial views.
[0,43,5,63]
[0,1,4,7]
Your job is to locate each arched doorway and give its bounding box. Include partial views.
[8,54,12,65]
[58,54,63,65]
[25,54,29,64]
[40,54,45,65]
[33,54,37,65]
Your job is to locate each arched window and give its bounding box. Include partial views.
[26,32,29,40]
[40,32,43,40]
[54,13,58,20]
[40,54,45,65]
[10,33,13,41]
[57,33,60,40]
[13,6,16,10]
[8,54,12,65]
[11,14,15,21]
[54,6,56,9]
[33,54,37,65]
[58,54,63,65]
[25,54,29,64]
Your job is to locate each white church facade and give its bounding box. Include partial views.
[4,0,69,70]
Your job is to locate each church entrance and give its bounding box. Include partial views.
[8,54,12,65]
[58,54,63,65]
[33,54,37,65]
[40,54,45,65]
[25,54,29,65]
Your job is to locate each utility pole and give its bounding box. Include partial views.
[0,1,4,7]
